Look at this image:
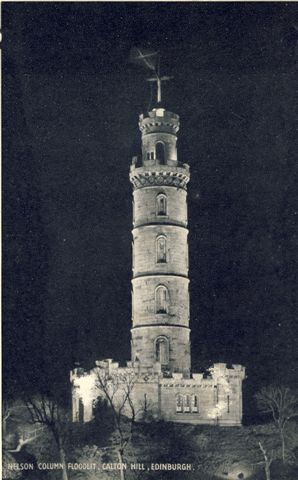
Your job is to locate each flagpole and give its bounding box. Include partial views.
[157,77,161,104]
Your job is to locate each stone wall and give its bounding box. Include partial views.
[133,225,189,277]
[133,187,187,228]
[131,325,191,373]
[142,132,178,164]
[132,276,190,326]
[71,361,245,426]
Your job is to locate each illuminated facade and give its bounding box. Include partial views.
[71,104,245,426]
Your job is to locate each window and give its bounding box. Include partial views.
[227,395,230,413]
[150,152,155,160]
[192,395,198,413]
[175,394,199,414]
[176,394,183,413]
[78,398,84,423]
[143,393,148,413]
[156,194,167,216]
[155,336,169,365]
[155,285,168,314]
[184,395,190,412]
[156,236,167,263]
[156,142,165,164]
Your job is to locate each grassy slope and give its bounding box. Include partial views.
[67,420,298,480]
[6,416,298,480]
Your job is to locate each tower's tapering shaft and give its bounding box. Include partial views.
[129,107,191,376]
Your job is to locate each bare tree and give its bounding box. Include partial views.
[258,441,274,480]
[3,400,46,451]
[3,401,11,436]
[73,445,117,480]
[95,368,137,480]
[7,425,46,452]
[24,394,70,480]
[2,400,48,479]
[255,385,298,463]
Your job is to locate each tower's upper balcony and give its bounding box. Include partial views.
[129,163,190,191]
[139,108,179,136]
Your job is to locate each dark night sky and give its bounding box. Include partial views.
[3,2,298,413]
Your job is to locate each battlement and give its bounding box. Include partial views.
[71,360,245,425]
[129,164,190,190]
[210,363,246,380]
[139,108,179,135]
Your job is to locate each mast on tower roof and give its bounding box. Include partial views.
[146,74,173,105]
[129,47,173,106]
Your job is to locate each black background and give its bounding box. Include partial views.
[3,2,298,417]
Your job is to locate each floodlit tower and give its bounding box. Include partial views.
[130,78,191,376]
[71,56,246,427]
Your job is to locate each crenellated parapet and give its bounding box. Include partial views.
[130,164,190,191]
[139,109,179,136]
[71,361,245,425]
[210,363,246,379]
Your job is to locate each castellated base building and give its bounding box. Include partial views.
[71,105,245,426]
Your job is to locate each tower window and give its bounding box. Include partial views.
[155,285,168,314]
[147,152,155,160]
[156,194,167,216]
[156,142,165,165]
[156,235,167,263]
[227,395,230,413]
[155,336,169,365]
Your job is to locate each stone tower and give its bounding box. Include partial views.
[70,80,246,427]
[129,106,191,376]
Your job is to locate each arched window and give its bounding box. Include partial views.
[156,142,165,164]
[155,336,169,365]
[184,395,191,412]
[192,395,198,413]
[176,394,183,413]
[156,235,167,263]
[156,194,167,216]
[155,285,168,314]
